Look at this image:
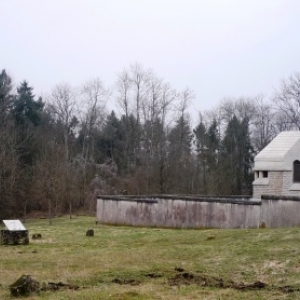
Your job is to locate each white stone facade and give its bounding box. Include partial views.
[253,171,283,199]
[253,131,300,199]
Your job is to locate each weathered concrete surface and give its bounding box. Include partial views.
[260,195,300,228]
[97,195,261,229]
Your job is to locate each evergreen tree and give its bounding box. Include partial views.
[120,113,143,174]
[206,119,221,193]
[0,70,18,218]
[9,81,45,217]
[12,81,44,165]
[167,115,193,193]
[13,81,44,126]
[142,117,165,193]
[0,70,13,120]
[193,121,208,193]
[239,117,254,194]
[97,111,125,168]
[221,116,253,195]
[193,119,223,194]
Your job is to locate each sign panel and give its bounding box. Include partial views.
[3,220,26,231]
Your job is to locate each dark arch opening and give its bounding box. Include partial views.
[293,160,300,183]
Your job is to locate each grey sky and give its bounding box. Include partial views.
[1,0,300,121]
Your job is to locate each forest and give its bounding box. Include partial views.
[1,64,300,219]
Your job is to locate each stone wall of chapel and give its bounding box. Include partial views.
[282,171,300,196]
[253,171,283,199]
[282,171,292,195]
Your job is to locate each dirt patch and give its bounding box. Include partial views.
[233,281,267,290]
[10,275,79,297]
[174,267,185,272]
[108,268,268,291]
[278,285,300,293]
[52,269,300,295]
[169,268,268,290]
[169,270,235,288]
[14,269,299,296]
[168,268,300,293]
[41,281,79,291]
[112,278,141,286]
[144,272,163,278]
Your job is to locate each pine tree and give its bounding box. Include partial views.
[167,116,193,193]
[13,81,44,126]
[12,81,44,165]
[221,116,253,195]
[206,119,221,194]
[97,111,125,168]
[193,121,208,193]
[0,70,17,218]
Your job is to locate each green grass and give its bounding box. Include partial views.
[1,216,300,299]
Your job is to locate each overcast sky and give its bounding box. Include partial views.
[1,0,300,120]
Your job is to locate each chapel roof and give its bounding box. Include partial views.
[254,131,300,170]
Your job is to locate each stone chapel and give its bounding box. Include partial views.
[253,131,300,199]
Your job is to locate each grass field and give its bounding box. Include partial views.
[1,216,300,299]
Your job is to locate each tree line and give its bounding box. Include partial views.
[1,64,299,219]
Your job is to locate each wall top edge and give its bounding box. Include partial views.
[261,194,300,201]
[97,195,261,205]
[97,194,252,199]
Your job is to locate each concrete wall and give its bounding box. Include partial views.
[97,195,300,229]
[97,195,261,229]
[260,195,300,228]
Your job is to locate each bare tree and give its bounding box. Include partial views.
[130,63,147,125]
[142,73,159,192]
[158,82,177,192]
[235,97,256,123]
[273,110,295,132]
[220,98,236,124]
[81,78,108,163]
[46,83,79,219]
[177,88,194,120]
[116,69,131,119]
[167,88,194,193]
[272,72,300,130]
[220,97,256,128]
[252,96,276,151]
[116,69,132,174]
[32,138,65,224]
[129,63,148,165]
[79,78,109,208]
[48,83,77,161]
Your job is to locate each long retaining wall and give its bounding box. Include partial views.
[97,195,261,229]
[97,194,300,228]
